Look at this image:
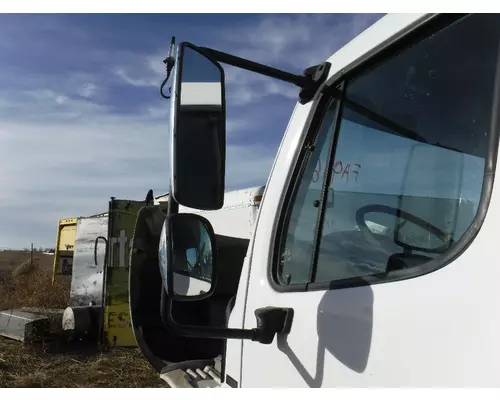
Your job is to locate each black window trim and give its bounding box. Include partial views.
[268,12,500,293]
[270,92,338,289]
[309,83,346,284]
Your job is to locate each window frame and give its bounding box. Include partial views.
[268,13,500,293]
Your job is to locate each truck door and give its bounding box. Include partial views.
[240,14,500,387]
[103,198,146,348]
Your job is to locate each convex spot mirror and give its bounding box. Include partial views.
[159,213,217,301]
[171,42,226,211]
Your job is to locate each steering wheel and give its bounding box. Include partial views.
[355,204,453,254]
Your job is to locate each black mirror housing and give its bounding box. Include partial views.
[159,214,295,346]
[170,42,226,211]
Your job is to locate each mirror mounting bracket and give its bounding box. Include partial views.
[198,45,331,105]
[161,294,294,345]
[298,62,332,104]
[254,306,294,344]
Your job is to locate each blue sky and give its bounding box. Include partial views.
[0,13,383,249]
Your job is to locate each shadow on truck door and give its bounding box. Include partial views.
[277,285,374,387]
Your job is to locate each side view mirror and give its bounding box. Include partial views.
[185,248,199,267]
[159,212,294,345]
[159,213,217,301]
[170,42,226,211]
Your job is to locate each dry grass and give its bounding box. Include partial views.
[0,252,69,311]
[0,250,168,388]
[0,337,168,388]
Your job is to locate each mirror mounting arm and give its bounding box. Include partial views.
[199,46,306,87]
[198,46,331,105]
[161,294,294,345]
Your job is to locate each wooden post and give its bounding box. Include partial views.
[30,242,34,268]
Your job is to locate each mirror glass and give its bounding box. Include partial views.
[171,43,226,211]
[169,214,214,298]
[185,248,199,268]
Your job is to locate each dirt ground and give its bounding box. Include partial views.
[0,250,168,388]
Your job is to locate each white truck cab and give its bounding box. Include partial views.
[131,13,500,387]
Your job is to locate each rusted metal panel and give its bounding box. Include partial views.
[69,214,108,307]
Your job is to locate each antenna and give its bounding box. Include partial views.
[160,36,176,100]
[163,36,176,70]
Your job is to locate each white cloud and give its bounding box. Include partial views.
[0,106,274,247]
[225,75,298,106]
[0,13,383,248]
[225,143,275,190]
[222,14,383,68]
[218,14,383,106]
[147,105,169,118]
[226,118,251,136]
[114,67,158,87]
[115,15,382,108]
[29,89,69,105]
[147,53,167,77]
[1,87,109,122]
[79,82,98,98]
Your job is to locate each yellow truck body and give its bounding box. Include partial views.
[52,217,78,284]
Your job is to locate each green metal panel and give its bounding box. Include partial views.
[103,199,146,348]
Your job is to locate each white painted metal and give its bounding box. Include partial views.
[155,186,264,240]
[219,12,500,387]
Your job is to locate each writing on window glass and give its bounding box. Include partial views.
[312,158,362,184]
